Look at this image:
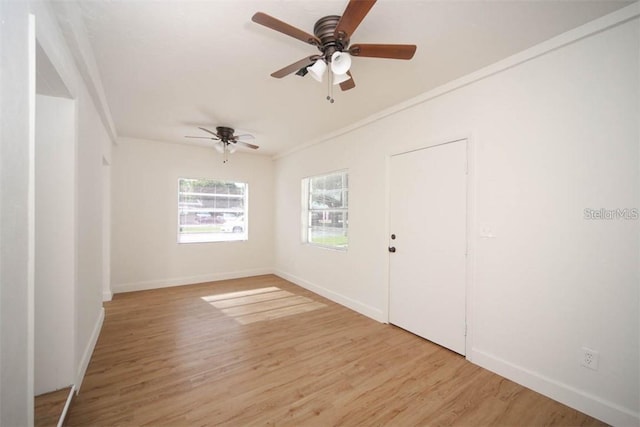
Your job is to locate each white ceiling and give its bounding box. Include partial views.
[62,0,632,156]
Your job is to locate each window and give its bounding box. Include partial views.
[302,171,348,250]
[178,178,248,243]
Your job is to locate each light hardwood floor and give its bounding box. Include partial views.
[35,386,72,427]
[65,275,606,426]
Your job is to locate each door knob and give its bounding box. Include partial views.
[388,246,396,253]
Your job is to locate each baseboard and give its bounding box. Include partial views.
[74,307,104,392]
[274,270,385,323]
[102,290,112,302]
[57,385,75,427]
[471,348,639,427]
[112,268,274,294]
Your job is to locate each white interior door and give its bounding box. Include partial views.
[389,140,467,355]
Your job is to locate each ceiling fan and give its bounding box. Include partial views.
[185,126,258,163]
[251,0,416,102]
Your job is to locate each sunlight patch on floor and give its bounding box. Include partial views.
[201,286,326,324]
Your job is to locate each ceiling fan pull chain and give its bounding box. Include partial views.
[326,67,331,102]
[331,69,335,103]
[327,68,335,103]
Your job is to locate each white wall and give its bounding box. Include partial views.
[30,0,111,392]
[35,94,76,395]
[111,138,274,292]
[0,1,112,422]
[74,67,110,388]
[0,2,33,425]
[274,13,639,427]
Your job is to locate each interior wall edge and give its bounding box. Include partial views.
[274,270,386,323]
[47,1,118,145]
[74,307,103,393]
[111,268,275,295]
[470,347,640,427]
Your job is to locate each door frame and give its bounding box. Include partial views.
[384,134,477,362]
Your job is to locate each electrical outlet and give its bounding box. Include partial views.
[580,347,599,370]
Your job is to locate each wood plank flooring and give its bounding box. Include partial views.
[65,275,606,426]
[35,386,72,427]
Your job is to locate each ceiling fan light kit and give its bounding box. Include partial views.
[331,51,351,75]
[332,72,352,86]
[251,0,416,102]
[308,59,327,82]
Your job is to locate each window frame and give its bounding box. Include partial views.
[302,170,349,251]
[177,177,249,244]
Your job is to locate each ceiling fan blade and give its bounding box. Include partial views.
[340,70,356,91]
[198,127,221,138]
[271,55,317,78]
[233,134,255,141]
[334,0,376,41]
[349,44,416,60]
[185,136,219,140]
[235,140,259,150]
[252,12,321,46]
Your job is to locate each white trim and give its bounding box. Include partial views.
[74,307,103,392]
[57,385,75,427]
[389,135,469,158]
[464,135,477,362]
[274,270,385,323]
[381,153,392,322]
[112,268,274,294]
[27,13,37,427]
[102,290,113,302]
[471,348,640,427]
[273,2,640,160]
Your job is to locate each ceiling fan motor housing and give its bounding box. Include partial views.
[216,126,235,143]
[314,15,349,58]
